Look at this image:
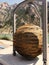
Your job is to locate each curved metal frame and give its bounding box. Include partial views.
[13,0,47,65]
[13,0,40,17]
[13,0,41,30]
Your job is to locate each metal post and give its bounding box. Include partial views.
[40,17,42,28]
[14,13,16,33]
[42,0,47,65]
[13,13,17,56]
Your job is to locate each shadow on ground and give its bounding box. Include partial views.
[0,53,39,65]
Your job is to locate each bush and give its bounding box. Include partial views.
[1,36,9,40]
[0,34,12,41]
[0,35,10,40]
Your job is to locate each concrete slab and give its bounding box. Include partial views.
[0,40,49,65]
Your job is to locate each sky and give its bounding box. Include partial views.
[0,0,24,5]
[0,0,49,5]
[47,0,49,1]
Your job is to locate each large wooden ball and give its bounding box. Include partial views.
[13,24,43,59]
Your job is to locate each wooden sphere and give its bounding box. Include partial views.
[13,24,43,59]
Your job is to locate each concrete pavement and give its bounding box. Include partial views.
[0,40,49,65]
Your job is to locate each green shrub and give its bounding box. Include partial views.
[0,34,13,41]
[0,35,9,40]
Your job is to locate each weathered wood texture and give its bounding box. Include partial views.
[13,24,43,59]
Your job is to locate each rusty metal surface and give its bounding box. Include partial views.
[13,24,43,59]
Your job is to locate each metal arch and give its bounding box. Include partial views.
[13,0,41,27]
[13,0,47,65]
[13,0,28,13]
[13,0,40,14]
